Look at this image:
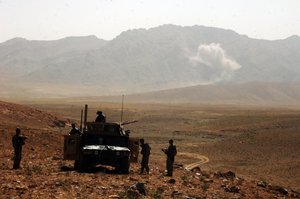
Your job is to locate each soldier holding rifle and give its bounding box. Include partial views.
[162,139,177,176]
[12,128,27,169]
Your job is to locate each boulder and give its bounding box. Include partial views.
[257,180,268,188]
[128,182,147,196]
[216,171,236,180]
[268,185,288,195]
[224,185,240,193]
[167,179,176,184]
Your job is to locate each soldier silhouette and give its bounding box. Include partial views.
[95,111,106,123]
[12,128,27,169]
[140,138,151,174]
[69,123,82,135]
[162,139,177,176]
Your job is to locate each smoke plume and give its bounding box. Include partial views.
[188,43,241,82]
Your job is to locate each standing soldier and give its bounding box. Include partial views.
[12,128,27,169]
[162,139,177,176]
[69,123,82,135]
[95,111,106,123]
[140,138,151,174]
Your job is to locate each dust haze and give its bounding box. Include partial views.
[188,43,241,83]
[0,24,300,198]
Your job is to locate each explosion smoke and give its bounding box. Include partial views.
[188,43,241,82]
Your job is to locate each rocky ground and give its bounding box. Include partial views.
[0,100,299,198]
[1,157,299,198]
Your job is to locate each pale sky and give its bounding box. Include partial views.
[0,0,299,43]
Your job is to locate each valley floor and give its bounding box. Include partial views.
[1,101,300,198]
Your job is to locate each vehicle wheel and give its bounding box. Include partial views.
[78,156,89,172]
[74,160,79,170]
[119,157,130,174]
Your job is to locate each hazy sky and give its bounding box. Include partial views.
[0,0,299,42]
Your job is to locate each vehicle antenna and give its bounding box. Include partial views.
[84,104,88,131]
[80,109,83,131]
[121,94,124,123]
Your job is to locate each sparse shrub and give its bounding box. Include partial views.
[199,175,206,182]
[148,187,164,199]
[118,191,126,198]
[201,182,210,192]
[149,190,162,199]
[118,190,140,199]
[32,165,42,174]
[24,164,42,176]
[25,165,32,176]
[181,175,190,186]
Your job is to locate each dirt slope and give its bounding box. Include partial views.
[0,101,299,198]
[0,100,68,130]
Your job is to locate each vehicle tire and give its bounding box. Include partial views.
[74,160,79,170]
[78,156,89,172]
[119,157,130,174]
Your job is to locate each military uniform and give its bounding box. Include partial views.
[69,127,82,135]
[164,141,177,176]
[12,130,26,169]
[95,111,106,123]
[140,141,151,174]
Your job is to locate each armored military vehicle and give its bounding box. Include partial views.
[63,105,139,173]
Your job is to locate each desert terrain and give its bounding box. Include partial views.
[1,100,300,198]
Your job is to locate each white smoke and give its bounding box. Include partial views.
[188,43,241,82]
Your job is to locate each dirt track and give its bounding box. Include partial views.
[179,152,209,171]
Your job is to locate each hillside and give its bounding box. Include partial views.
[0,101,68,129]
[0,25,300,97]
[0,101,299,198]
[69,82,300,106]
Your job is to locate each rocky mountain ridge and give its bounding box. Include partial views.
[1,25,300,98]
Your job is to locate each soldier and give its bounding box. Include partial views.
[69,123,82,135]
[95,111,106,123]
[140,138,151,174]
[162,139,177,176]
[12,128,27,169]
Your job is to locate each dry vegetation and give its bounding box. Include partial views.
[1,100,300,198]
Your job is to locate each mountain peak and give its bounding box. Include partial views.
[286,35,300,40]
[3,37,27,44]
[63,35,99,40]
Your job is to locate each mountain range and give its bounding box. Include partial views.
[0,25,300,104]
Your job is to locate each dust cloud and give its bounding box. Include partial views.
[188,43,241,82]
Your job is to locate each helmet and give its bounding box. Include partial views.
[16,128,21,134]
